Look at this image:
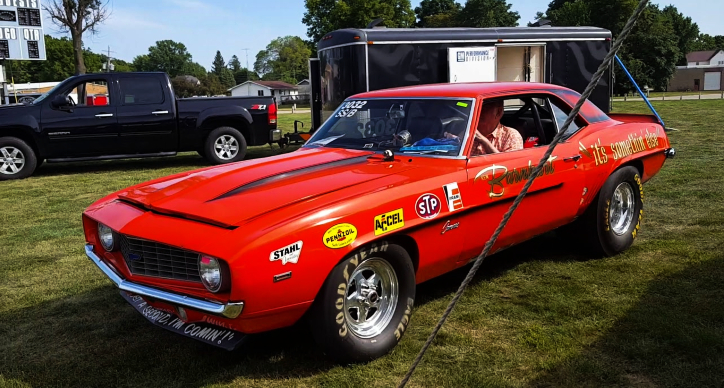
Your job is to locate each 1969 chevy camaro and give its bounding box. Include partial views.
[82,82,675,362]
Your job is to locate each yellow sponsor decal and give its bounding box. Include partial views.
[374,208,405,236]
[323,223,357,249]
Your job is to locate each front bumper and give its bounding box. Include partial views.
[84,244,244,319]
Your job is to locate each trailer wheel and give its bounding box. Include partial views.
[203,127,247,165]
[0,137,37,180]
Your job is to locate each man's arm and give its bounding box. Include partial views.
[474,131,500,154]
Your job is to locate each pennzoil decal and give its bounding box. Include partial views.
[269,241,303,265]
[323,223,357,249]
[374,209,405,236]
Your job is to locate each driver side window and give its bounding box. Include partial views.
[548,97,585,137]
[64,80,111,107]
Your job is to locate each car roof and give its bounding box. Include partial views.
[351,82,573,99]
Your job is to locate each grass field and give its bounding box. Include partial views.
[1,100,723,388]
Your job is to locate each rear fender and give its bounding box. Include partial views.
[197,106,253,131]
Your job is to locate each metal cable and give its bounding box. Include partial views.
[397,1,650,386]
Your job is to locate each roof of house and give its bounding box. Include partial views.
[686,50,721,63]
[297,79,310,85]
[228,80,298,92]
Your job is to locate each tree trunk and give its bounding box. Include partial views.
[72,31,86,75]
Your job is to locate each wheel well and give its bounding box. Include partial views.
[0,128,40,157]
[384,235,420,274]
[201,118,251,144]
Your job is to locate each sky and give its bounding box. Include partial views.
[41,0,724,72]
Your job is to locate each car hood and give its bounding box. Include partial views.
[115,148,418,228]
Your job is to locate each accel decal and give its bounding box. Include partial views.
[442,183,463,211]
[323,223,357,249]
[269,241,303,265]
[415,193,441,219]
[474,156,557,198]
[374,209,404,236]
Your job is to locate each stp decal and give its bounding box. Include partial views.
[415,193,441,220]
[269,241,303,265]
[442,183,463,212]
[323,223,357,249]
[374,209,405,236]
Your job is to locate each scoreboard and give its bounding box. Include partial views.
[0,0,46,60]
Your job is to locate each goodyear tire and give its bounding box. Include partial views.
[582,166,644,256]
[310,241,416,363]
[0,137,37,181]
[203,127,247,165]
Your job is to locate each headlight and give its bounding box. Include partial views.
[199,255,224,293]
[97,223,116,251]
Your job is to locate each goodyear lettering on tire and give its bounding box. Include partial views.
[394,297,415,341]
[604,199,611,232]
[632,174,644,239]
[323,223,358,249]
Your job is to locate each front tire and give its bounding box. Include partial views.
[582,166,644,256]
[0,137,37,180]
[310,242,416,363]
[203,127,247,165]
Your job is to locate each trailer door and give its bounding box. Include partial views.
[495,44,546,83]
[447,47,497,83]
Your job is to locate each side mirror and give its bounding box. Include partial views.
[51,94,70,110]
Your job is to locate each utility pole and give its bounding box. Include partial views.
[104,46,116,72]
[242,48,250,81]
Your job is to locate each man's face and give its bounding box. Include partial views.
[477,102,503,136]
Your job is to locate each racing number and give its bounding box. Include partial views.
[335,101,368,118]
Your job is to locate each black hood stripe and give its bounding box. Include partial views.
[210,155,371,202]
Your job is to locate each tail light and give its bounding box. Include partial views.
[268,103,277,125]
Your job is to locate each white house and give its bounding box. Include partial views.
[686,50,724,67]
[669,50,724,91]
[297,79,310,95]
[228,80,298,101]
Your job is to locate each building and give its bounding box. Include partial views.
[297,79,310,95]
[228,80,298,102]
[668,50,724,91]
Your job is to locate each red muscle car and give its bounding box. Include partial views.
[82,82,674,362]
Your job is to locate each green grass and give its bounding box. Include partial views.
[1,102,723,388]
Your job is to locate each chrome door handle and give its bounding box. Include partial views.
[95,113,114,118]
[564,155,581,162]
[152,110,169,115]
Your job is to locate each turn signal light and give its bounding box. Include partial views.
[268,102,277,124]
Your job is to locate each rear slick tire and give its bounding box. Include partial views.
[583,166,644,257]
[309,241,416,363]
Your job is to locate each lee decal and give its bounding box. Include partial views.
[442,183,463,211]
[415,193,441,219]
[374,209,405,236]
[323,223,358,249]
[269,241,303,265]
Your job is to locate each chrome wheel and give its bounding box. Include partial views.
[0,146,25,175]
[343,258,399,339]
[214,135,239,160]
[609,182,635,235]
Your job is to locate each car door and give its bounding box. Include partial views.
[457,94,585,263]
[115,75,177,154]
[40,76,118,158]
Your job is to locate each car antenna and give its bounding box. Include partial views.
[383,149,395,161]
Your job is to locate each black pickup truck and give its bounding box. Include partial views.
[0,72,279,180]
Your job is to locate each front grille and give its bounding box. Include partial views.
[120,235,201,282]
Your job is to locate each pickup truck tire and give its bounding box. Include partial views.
[0,137,37,181]
[203,127,248,165]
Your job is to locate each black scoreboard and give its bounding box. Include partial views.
[0,0,46,60]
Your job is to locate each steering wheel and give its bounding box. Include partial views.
[67,96,76,106]
[530,102,548,145]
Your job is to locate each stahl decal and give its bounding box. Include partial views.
[269,241,303,265]
[415,193,441,220]
[442,183,463,211]
[323,223,358,249]
[374,209,404,236]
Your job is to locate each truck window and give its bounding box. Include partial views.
[65,80,110,107]
[119,78,165,105]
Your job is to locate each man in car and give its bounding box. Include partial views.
[471,99,523,155]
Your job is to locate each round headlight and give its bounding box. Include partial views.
[199,255,223,292]
[97,223,116,251]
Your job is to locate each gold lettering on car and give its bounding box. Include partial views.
[475,157,557,198]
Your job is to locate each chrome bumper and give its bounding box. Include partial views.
[84,244,244,319]
[270,129,282,142]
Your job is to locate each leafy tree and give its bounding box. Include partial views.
[182,62,208,79]
[457,0,519,28]
[425,12,460,27]
[171,75,203,97]
[212,51,226,76]
[303,0,415,44]
[691,34,724,52]
[254,36,312,83]
[228,55,242,73]
[234,68,258,84]
[44,0,110,75]
[219,68,236,89]
[660,6,699,66]
[202,73,227,96]
[133,40,193,77]
[415,0,461,27]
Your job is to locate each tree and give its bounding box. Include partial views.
[212,51,226,76]
[691,34,724,52]
[414,0,461,27]
[457,0,519,28]
[303,0,415,44]
[133,40,193,77]
[219,68,236,89]
[228,55,242,73]
[254,36,312,83]
[234,68,258,84]
[183,62,208,79]
[44,0,110,75]
[660,6,699,66]
[202,74,226,96]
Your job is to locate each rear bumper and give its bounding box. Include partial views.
[84,244,244,319]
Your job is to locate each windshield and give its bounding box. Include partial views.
[304,98,473,156]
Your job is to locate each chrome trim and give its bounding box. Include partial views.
[270,129,282,142]
[85,244,244,319]
[152,110,169,115]
[95,113,114,118]
[318,38,607,52]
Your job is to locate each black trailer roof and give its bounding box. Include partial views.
[318,26,611,51]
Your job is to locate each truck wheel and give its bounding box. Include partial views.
[0,137,37,180]
[580,166,644,257]
[203,127,247,165]
[310,242,416,363]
